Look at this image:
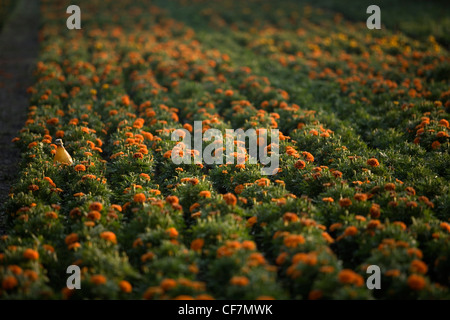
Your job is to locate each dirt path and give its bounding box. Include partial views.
[0,0,39,234]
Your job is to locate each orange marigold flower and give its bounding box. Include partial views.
[24,270,38,281]
[407,274,426,291]
[329,223,343,232]
[440,222,450,233]
[302,152,314,162]
[367,158,379,167]
[160,278,177,291]
[100,231,117,244]
[121,95,130,106]
[438,119,449,128]
[230,276,249,286]
[385,269,401,277]
[247,216,258,227]
[166,227,179,238]
[338,269,364,287]
[199,190,211,198]
[65,233,79,245]
[45,211,58,219]
[283,212,299,223]
[407,248,423,259]
[384,183,396,191]
[354,193,368,201]
[2,276,18,290]
[322,232,334,243]
[431,141,441,150]
[166,195,179,205]
[90,275,107,285]
[308,290,323,300]
[369,203,381,218]
[241,240,256,250]
[141,252,155,262]
[223,193,237,206]
[294,160,306,169]
[68,242,81,250]
[119,280,132,293]
[190,239,205,251]
[235,184,245,194]
[74,164,86,172]
[133,152,144,159]
[87,210,101,221]
[276,252,288,265]
[133,193,146,203]
[343,226,358,237]
[8,265,22,275]
[28,184,39,191]
[410,260,428,274]
[23,249,39,260]
[283,234,305,248]
[43,244,55,253]
[89,202,103,211]
[339,198,352,207]
[322,197,334,203]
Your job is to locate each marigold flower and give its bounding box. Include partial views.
[160,278,177,291]
[438,119,449,128]
[2,276,18,290]
[190,238,205,251]
[407,274,426,291]
[440,222,450,233]
[119,280,132,293]
[65,233,78,245]
[338,269,364,287]
[430,140,441,149]
[342,226,357,237]
[8,265,22,275]
[308,290,323,300]
[223,193,237,206]
[385,269,401,277]
[230,276,249,286]
[369,203,381,218]
[199,190,211,198]
[89,202,103,211]
[247,216,257,227]
[353,193,368,201]
[367,158,379,167]
[166,227,178,238]
[24,270,39,281]
[294,160,306,169]
[283,212,299,223]
[74,164,86,172]
[87,210,101,221]
[100,231,117,244]
[133,193,146,203]
[166,195,179,205]
[235,184,245,194]
[283,234,305,248]
[410,260,428,274]
[339,198,352,207]
[23,249,39,260]
[302,152,314,162]
[91,275,107,285]
[329,223,342,232]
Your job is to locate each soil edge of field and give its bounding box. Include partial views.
[0,0,40,235]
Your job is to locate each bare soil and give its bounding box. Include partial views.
[0,0,39,234]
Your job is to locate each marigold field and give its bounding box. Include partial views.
[1,0,449,300]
